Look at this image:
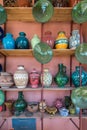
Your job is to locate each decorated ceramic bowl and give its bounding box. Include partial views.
[59,107,69,116]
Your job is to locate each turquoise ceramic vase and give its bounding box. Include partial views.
[2,33,15,49]
[54,64,69,87]
[72,66,87,87]
[14,91,27,114]
[15,32,29,49]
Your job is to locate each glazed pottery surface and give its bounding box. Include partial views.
[14,91,27,113]
[27,101,38,113]
[55,31,68,49]
[29,68,40,88]
[15,32,29,49]
[13,65,28,88]
[42,31,54,49]
[41,68,52,87]
[31,34,41,49]
[0,4,7,25]
[0,90,5,105]
[2,33,15,49]
[71,66,87,87]
[69,30,80,49]
[54,64,69,87]
[59,107,69,116]
[0,27,4,41]
[0,72,14,88]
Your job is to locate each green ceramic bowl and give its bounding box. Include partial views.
[32,0,54,23]
[75,43,87,64]
[0,4,7,25]
[71,87,87,109]
[72,0,87,24]
[33,42,53,64]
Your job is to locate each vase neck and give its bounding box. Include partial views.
[19,32,26,37]
[58,64,64,72]
[18,91,23,99]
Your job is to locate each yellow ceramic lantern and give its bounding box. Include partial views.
[55,31,68,49]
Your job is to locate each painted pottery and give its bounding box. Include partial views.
[69,30,80,49]
[42,31,54,48]
[46,106,57,115]
[54,98,63,110]
[39,100,47,112]
[69,104,75,115]
[41,68,52,87]
[59,107,69,116]
[14,91,27,114]
[15,32,29,49]
[29,68,40,88]
[0,4,7,25]
[27,102,38,113]
[31,34,40,49]
[71,66,87,87]
[5,100,13,117]
[55,31,68,49]
[13,65,28,89]
[0,72,14,88]
[2,33,15,49]
[54,64,69,87]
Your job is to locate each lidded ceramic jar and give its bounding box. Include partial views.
[2,33,15,49]
[69,30,80,49]
[41,68,52,87]
[31,34,41,49]
[29,68,40,88]
[15,32,29,49]
[55,31,68,49]
[13,65,28,89]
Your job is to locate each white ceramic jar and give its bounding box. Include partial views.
[13,65,28,88]
[41,68,52,87]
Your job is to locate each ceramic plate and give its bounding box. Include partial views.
[33,42,53,64]
[0,4,7,25]
[72,0,87,23]
[75,43,87,64]
[32,0,54,23]
[71,87,87,109]
[0,90,5,105]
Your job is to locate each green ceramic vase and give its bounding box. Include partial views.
[14,91,27,114]
[54,63,69,88]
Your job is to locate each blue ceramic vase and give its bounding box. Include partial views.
[54,64,69,88]
[15,32,29,49]
[2,33,15,49]
[72,66,87,87]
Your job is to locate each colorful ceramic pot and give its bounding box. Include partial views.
[29,68,40,88]
[41,68,52,87]
[27,101,38,113]
[13,65,28,88]
[55,31,68,49]
[54,98,63,110]
[15,32,29,49]
[71,66,87,87]
[0,72,14,88]
[54,64,69,87]
[0,90,5,105]
[2,33,15,49]
[14,91,27,114]
[31,34,41,49]
[59,107,69,116]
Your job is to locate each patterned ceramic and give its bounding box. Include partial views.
[59,107,69,116]
[32,0,54,23]
[29,68,40,88]
[31,34,41,49]
[0,72,14,88]
[0,4,7,25]
[33,42,53,64]
[55,31,68,49]
[71,66,87,87]
[27,101,38,113]
[2,33,15,49]
[72,0,87,23]
[69,30,80,49]
[41,68,52,87]
[15,32,29,49]
[13,65,28,89]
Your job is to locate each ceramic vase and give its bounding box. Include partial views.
[55,31,68,49]
[69,30,80,49]
[2,33,15,49]
[41,68,52,87]
[15,32,29,49]
[13,65,28,88]
[54,64,69,87]
[14,91,27,114]
[71,66,87,87]
[0,26,4,41]
[42,31,54,48]
[29,68,40,88]
[31,34,41,49]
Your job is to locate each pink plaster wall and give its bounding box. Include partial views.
[0,20,87,130]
